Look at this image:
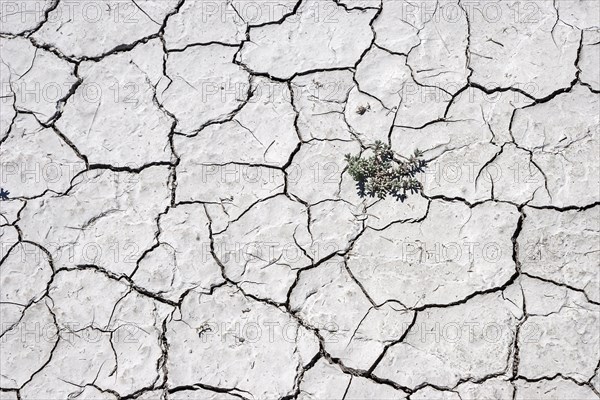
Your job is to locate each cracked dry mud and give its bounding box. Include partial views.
[0,0,599,399]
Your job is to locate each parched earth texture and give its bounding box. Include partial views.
[0,0,599,399]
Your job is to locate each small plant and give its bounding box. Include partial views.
[345,141,427,201]
[356,104,370,115]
